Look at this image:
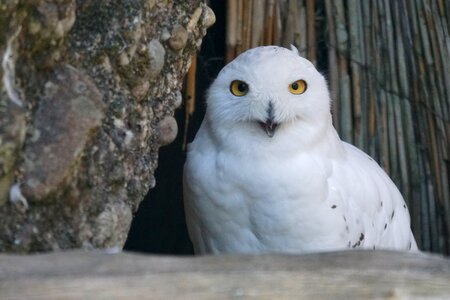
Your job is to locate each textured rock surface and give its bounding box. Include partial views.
[0,0,213,252]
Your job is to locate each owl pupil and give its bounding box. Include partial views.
[238,82,248,92]
[291,82,299,90]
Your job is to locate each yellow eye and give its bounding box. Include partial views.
[230,80,249,96]
[288,80,307,94]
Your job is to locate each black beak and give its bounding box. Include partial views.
[258,101,278,137]
[259,120,278,137]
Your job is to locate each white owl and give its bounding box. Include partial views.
[183,45,418,254]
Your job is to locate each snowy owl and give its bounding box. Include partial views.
[183,45,418,254]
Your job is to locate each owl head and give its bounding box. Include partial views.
[206,45,332,141]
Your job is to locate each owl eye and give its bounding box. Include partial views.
[230,80,249,96]
[288,80,307,95]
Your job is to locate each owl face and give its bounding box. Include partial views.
[206,46,331,138]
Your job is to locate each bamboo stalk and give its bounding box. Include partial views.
[390,0,411,211]
[404,0,425,249]
[226,0,238,62]
[281,0,297,47]
[264,0,275,45]
[360,0,371,153]
[306,0,316,64]
[374,0,388,171]
[420,152,431,251]
[394,0,417,216]
[185,54,197,116]
[383,0,402,186]
[347,0,363,148]
[236,0,244,55]
[298,1,307,57]
[370,0,387,162]
[241,0,252,52]
[272,0,281,45]
[183,54,197,150]
[325,0,339,130]
[426,110,441,251]
[251,0,265,47]
[333,0,352,143]
[368,0,380,160]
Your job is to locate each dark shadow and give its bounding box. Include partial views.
[124,0,226,254]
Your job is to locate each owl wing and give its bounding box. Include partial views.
[327,142,418,251]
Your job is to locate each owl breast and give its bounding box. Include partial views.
[184,139,350,254]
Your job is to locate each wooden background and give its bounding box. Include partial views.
[183,0,449,255]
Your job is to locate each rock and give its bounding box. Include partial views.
[202,5,216,29]
[0,0,211,253]
[147,39,166,78]
[35,0,76,39]
[92,202,132,248]
[168,25,188,51]
[173,91,183,108]
[22,65,105,201]
[157,116,178,146]
[160,27,171,41]
[187,6,203,32]
[118,53,130,66]
[131,81,150,100]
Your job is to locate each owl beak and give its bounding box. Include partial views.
[259,101,278,137]
[259,120,278,137]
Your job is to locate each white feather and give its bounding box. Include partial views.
[183,46,418,254]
